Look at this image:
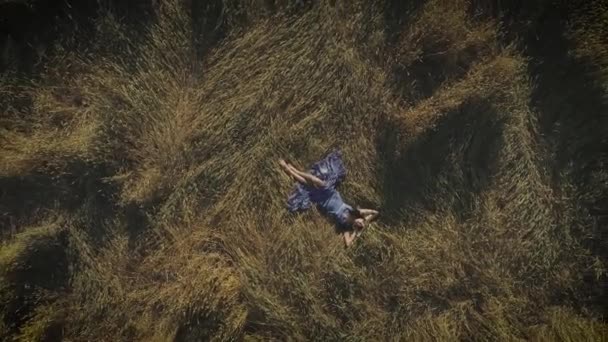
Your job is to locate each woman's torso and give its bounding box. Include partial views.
[317,189,352,228]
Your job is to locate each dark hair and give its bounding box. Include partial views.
[350,207,364,220]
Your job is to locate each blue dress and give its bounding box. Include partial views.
[287,150,353,229]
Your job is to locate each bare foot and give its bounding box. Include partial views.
[279,159,289,170]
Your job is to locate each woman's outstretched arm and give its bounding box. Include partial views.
[358,208,379,222]
[343,230,356,247]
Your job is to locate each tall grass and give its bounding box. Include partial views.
[568,0,608,97]
[1,0,607,340]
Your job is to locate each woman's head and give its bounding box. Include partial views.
[350,208,365,230]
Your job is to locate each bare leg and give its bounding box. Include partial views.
[279,159,308,184]
[285,163,326,188]
[279,159,325,188]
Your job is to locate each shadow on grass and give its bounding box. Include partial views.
[376,98,506,226]
[473,0,608,319]
[383,0,425,46]
[0,162,116,240]
[390,46,484,103]
[518,3,608,317]
[384,0,494,104]
[191,0,235,63]
[175,311,227,342]
[523,7,608,178]
[1,229,68,338]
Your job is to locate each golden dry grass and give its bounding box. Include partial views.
[568,0,608,97]
[1,0,607,341]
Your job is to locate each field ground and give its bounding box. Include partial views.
[1,0,607,340]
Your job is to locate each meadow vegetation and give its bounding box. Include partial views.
[1,0,607,340]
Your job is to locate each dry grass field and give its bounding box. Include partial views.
[1,0,607,340]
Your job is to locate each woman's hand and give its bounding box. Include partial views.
[343,231,356,247]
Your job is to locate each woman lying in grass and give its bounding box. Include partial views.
[279,150,379,247]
